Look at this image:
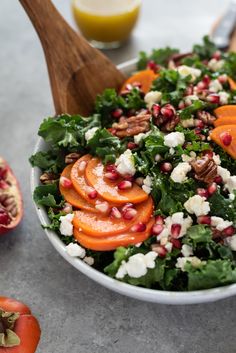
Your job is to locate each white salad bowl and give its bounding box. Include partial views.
[31,59,236,305]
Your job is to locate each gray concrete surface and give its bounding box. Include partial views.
[0,0,235,352]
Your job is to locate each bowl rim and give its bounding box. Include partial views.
[30,59,236,305]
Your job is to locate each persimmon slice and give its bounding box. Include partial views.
[214,105,236,119]
[73,196,153,237]
[120,69,159,94]
[213,116,236,127]
[228,77,236,91]
[73,218,155,251]
[210,125,236,159]
[59,164,97,212]
[85,157,148,204]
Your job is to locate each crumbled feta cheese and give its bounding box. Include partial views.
[142,175,152,194]
[59,213,74,236]
[208,58,225,72]
[176,256,203,271]
[229,193,235,201]
[164,212,193,238]
[211,216,233,231]
[184,95,199,106]
[209,79,223,92]
[85,127,99,141]
[164,132,185,148]
[181,117,195,128]
[225,176,236,194]
[66,243,86,258]
[116,252,158,279]
[157,228,169,241]
[165,242,173,253]
[170,162,191,183]
[182,152,196,163]
[217,166,231,183]
[184,195,210,217]
[155,154,162,162]
[83,256,95,266]
[177,65,201,82]
[115,149,136,176]
[219,91,230,105]
[169,147,175,155]
[181,244,193,257]
[224,235,236,251]
[212,153,221,165]
[144,91,162,110]
[134,131,150,144]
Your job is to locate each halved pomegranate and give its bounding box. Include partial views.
[0,157,23,235]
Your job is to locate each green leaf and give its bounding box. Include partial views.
[127,258,165,288]
[29,151,65,174]
[209,190,236,222]
[192,35,218,60]
[104,247,129,277]
[137,47,179,70]
[33,183,63,208]
[179,100,206,120]
[184,225,212,246]
[186,259,236,290]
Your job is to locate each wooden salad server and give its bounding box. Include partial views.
[18,0,125,116]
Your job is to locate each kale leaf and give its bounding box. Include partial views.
[137,47,179,70]
[192,35,218,60]
[33,183,63,208]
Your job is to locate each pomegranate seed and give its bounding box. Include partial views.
[197,188,209,198]
[152,223,164,235]
[155,215,164,225]
[105,164,116,172]
[0,208,10,225]
[132,81,142,88]
[170,238,182,249]
[110,207,122,219]
[207,183,217,195]
[207,94,220,104]
[223,226,235,236]
[121,203,134,213]
[125,83,133,91]
[197,81,207,90]
[78,160,87,172]
[161,104,175,119]
[171,224,182,238]
[160,162,173,173]
[131,222,146,232]
[123,208,137,220]
[147,60,158,72]
[212,51,221,60]
[95,202,110,214]
[151,244,167,257]
[197,215,211,225]
[202,150,214,158]
[60,176,72,188]
[212,228,222,239]
[0,167,8,179]
[0,180,9,189]
[194,119,205,128]
[118,180,132,190]
[124,175,134,182]
[202,75,211,86]
[218,74,228,84]
[127,142,138,150]
[220,131,232,146]
[152,104,161,118]
[178,100,185,109]
[63,203,73,214]
[194,127,202,135]
[88,189,98,199]
[135,177,144,186]
[104,171,119,181]
[108,128,117,135]
[112,108,123,119]
[214,175,223,184]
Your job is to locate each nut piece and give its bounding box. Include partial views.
[191,155,217,184]
[40,172,58,185]
[65,152,80,164]
[196,111,216,126]
[112,112,151,138]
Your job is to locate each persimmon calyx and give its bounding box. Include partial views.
[0,308,20,347]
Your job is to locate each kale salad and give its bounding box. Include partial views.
[31,36,236,291]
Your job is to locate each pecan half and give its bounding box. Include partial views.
[191,155,217,184]
[196,111,216,126]
[40,172,58,185]
[65,152,80,164]
[112,112,151,138]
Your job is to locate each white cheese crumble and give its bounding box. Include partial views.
[209,79,223,92]
[83,256,95,266]
[181,117,195,128]
[219,91,230,105]
[176,256,203,271]
[59,213,74,236]
[134,131,150,144]
[208,58,225,72]
[182,152,196,163]
[66,243,86,258]
[144,91,162,110]
[217,166,231,183]
[181,244,193,257]
[170,162,191,183]
[224,235,236,251]
[184,195,210,217]
[164,212,193,238]
[225,176,236,194]
[115,149,136,176]
[116,252,158,279]
[177,65,201,82]
[211,216,233,231]
[165,242,173,253]
[85,127,99,141]
[142,175,152,194]
[164,132,185,148]
[212,153,221,165]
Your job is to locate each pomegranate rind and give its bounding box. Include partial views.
[0,157,23,235]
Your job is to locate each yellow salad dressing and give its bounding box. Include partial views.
[72,0,141,45]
